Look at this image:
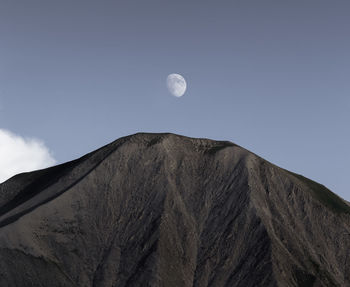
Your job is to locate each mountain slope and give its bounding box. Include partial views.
[0,133,349,286]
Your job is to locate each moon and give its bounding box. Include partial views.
[166,73,187,97]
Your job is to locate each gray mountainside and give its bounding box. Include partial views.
[0,133,349,287]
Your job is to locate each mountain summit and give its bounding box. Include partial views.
[0,133,349,286]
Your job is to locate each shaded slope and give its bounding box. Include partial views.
[289,172,350,214]
[0,135,131,228]
[0,133,349,286]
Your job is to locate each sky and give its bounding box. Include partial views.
[0,0,349,200]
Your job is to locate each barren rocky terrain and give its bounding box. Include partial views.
[0,133,349,286]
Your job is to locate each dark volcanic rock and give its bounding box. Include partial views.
[0,133,349,286]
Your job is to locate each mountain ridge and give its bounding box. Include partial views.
[0,132,349,286]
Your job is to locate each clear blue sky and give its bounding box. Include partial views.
[0,0,349,199]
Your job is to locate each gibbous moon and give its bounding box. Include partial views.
[167,73,187,97]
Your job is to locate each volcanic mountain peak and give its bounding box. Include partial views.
[0,133,349,286]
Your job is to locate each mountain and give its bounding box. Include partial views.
[0,133,349,286]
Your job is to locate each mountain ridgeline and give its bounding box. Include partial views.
[0,133,349,286]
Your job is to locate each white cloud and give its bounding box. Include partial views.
[0,129,56,183]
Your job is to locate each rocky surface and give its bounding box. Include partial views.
[0,133,349,286]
